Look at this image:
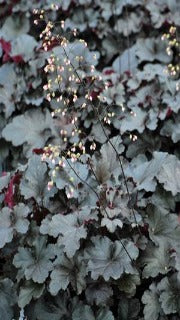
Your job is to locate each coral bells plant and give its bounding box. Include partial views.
[0,1,180,320]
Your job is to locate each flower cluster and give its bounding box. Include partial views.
[162,25,180,77]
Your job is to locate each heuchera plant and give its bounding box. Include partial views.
[0,1,180,319]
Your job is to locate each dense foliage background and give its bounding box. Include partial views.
[0,0,180,319]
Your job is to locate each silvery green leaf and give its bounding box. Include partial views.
[167,0,180,24]
[151,186,176,211]
[101,187,133,222]
[13,236,55,283]
[115,12,143,36]
[161,117,180,143]
[11,35,38,62]
[18,281,45,308]
[0,87,16,119]
[97,0,141,21]
[0,140,9,173]
[96,308,114,320]
[98,83,125,106]
[158,275,180,315]
[167,0,180,12]
[0,63,14,89]
[77,0,92,4]
[92,139,120,183]
[146,109,158,131]
[157,155,180,195]
[112,83,125,106]
[127,77,141,90]
[142,283,162,320]
[146,2,166,28]
[112,45,139,74]
[0,64,17,118]
[162,82,180,113]
[118,297,140,320]
[120,106,147,134]
[0,16,29,40]
[172,248,180,281]
[49,168,68,191]
[0,114,6,136]
[91,122,110,144]
[85,283,113,306]
[13,203,30,234]
[45,0,71,10]
[20,155,51,204]
[41,213,87,257]
[136,38,171,63]
[12,1,38,12]
[0,173,10,192]
[72,304,94,320]
[55,220,87,258]
[65,7,98,32]
[127,84,159,109]
[85,236,138,281]
[72,304,114,320]
[102,36,120,61]
[117,273,140,297]
[132,234,148,250]
[96,0,122,20]
[76,206,98,224]
[39,215,52,235]
[2,109,56,156]
[136,63,165,82]
[0,207,13,248]
[0,278,16,320]
[141,241,173,278]
[24,94,44,107]
[31,293,70,320]
[126,133,161,159]
[65,161,89,187]
[101,217,123,233]
[109,136,125,155]
[49,251,86,295]
[49,160,89,199]
[28,53,47,77]
[146,205,180,246]
[126,152,168,192]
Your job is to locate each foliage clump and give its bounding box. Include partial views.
[0,0,180,319]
